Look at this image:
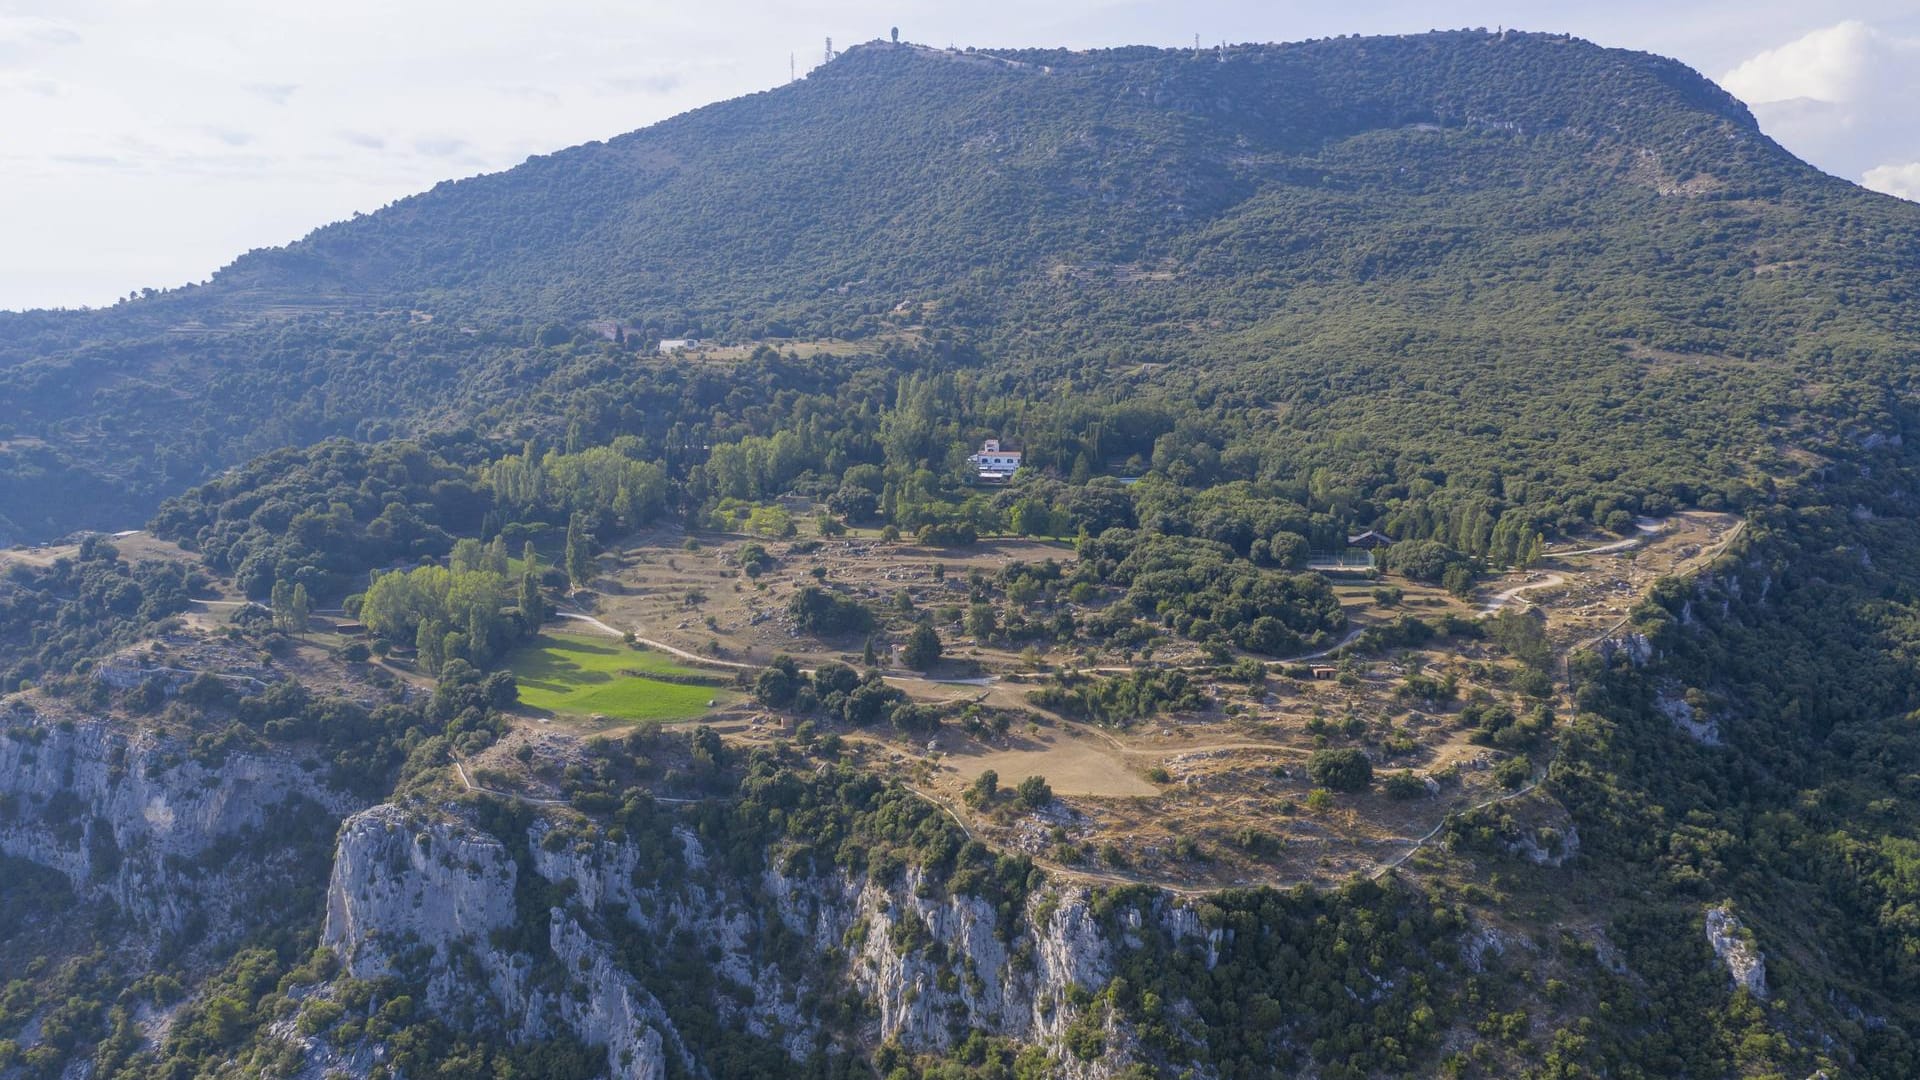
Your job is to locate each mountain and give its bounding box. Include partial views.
[4,30,1916,540]
[6,28,1920,1080]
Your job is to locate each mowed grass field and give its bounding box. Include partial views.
[507,632,729,722]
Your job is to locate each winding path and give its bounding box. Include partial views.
[1547,537,1643,558]
[454,754,710,807]
[1543,517,1667,558]
[1479,574,1568,615]
[452,757,567,806]
[1084,624,1370,678]
[1368,777,1541,879]
[555,611,756,670]
[554,609,1000,694]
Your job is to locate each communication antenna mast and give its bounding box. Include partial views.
[790,52,796,82]
[825,37,835,64]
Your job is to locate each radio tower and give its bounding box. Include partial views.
[790,52,796,82]
[825,37,835,64]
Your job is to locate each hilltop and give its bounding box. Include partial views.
[3,30,1917,540]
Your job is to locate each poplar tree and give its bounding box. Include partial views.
[288,583,311,633]
[270,580,293,630]
[520,571,547,625]
[565,512,591,592]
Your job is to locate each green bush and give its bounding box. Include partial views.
[1307,748,1373,792]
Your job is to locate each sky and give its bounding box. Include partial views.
[2,0,1916,312]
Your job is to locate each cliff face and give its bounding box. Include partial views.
[0,702,1205,1076]
[0,703,363,942]
[321,803,1165,1077]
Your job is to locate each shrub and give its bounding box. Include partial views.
[964,769,999,807]
[1494,756,1531,789]
[1016,775,1053,809]
[788,586,872,637]
[736,542,774,577]
[1307,748,1373,792]
[1383,770,1427,799]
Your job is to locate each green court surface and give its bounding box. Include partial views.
[506,632,727,722]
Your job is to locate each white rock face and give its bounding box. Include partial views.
[324,804,1168,1077]
[548,914,679,1080]
[323,804,530,1020]
[1656,688,1722,746]
[824,863,1112,1054]
[0,706,360,939]
[1705,904,1768,998]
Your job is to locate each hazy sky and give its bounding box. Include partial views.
[3,0,1916,311]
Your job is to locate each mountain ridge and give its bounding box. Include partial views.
[0,27,1913,543]
[216,31,1779,316]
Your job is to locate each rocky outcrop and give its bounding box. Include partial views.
[322,803,1163,1077]
[1706,903,1768,998]
[1656,686,1722,746]
[322,805,684,1080]
[1597,631,1654,668]
[322,805,528,1015]
[0,701,362,940]
[1506,821,1580,867]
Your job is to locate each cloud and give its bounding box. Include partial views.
[492,83,562,106]
[413,135,472,159]
[1721,20,1884,105]
[337,130,386,150]
[0,74,58,96]
[203,127,255,148]
[245,83,299,106]
[1863,162,1920,201]
[0,14,79,66]
[598,73,683,96]
[51,152,133,170]
[1722,21,1920,200]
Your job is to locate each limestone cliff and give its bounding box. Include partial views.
[320,801,1176,1077]
[0,700,362,942]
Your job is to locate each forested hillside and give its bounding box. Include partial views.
[3,30,1916,540]
[6,25,1920,1080]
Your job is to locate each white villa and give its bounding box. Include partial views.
[657,338,703,354]
[968,438,1022,481]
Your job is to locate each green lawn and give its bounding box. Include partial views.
[506,632,728,722]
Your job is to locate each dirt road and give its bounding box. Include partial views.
[1479,574,1568,615]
